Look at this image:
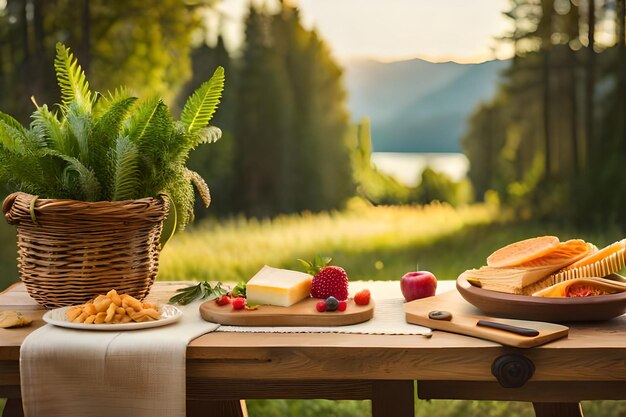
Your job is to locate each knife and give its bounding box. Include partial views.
[476,320,540,337]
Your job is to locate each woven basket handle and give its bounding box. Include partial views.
[2,192,38,225]
[2,192,20,225]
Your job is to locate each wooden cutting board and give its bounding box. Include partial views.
[200,298,374,326]
[404,290,568,347]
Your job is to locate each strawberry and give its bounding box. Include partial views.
[215,295,230,306]
[354,289,371,306]
[299,256,349,300]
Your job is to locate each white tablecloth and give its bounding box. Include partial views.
[20,299,219,417]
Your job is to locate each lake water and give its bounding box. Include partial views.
[371,152,469,187]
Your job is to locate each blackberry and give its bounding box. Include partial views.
[325,296,339,312]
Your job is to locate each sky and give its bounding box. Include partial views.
[212,0,514,64]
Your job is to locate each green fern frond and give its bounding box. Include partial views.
[0,148,62,196]
[125,97,173,196]
[125,96,162,143]
[91,96,137,196]
[180,66,225,134]
[0,118,45,155]
[66,101,92,165]
[54,43,93,111]
[194,126,222,147]
[93,87,134,118]
[163,173,195,230]
[132,99,172,154]
[0,120,26,153]
[61,168,80,198]
[30,105,70,154]
[111,136,140,201]
[0,112,26,135]
[22,130,49,153]
[165,122,191,166]
[55,153,101,201]
[184,167,211,207]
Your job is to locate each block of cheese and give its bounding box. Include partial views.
[246,265,313,307]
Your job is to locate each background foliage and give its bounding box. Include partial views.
[2,1,626,416]
[463,0,626,230]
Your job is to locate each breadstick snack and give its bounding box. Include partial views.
[65,290,161,324]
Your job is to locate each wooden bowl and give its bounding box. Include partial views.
[456,275,626,322]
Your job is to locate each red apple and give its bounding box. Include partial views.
[401,271,437,301]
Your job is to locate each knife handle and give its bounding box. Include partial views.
[477,320,540,337]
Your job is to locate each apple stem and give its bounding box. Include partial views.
[416,263,419,272]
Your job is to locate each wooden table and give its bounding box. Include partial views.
[2,281,626,417]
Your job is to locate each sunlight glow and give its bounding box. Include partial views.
[212,0,514,64]
[297,0,514,63]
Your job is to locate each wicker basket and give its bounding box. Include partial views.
[2,192,169,308]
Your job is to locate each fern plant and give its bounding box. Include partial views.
[0,42,225,230]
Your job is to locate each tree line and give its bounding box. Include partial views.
[2,0,473,219]
[0,0,365,218]
[463,0,626,229]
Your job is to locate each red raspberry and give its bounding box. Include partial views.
[315,300,327,312]
[232,297,246,310]
[215,295,230,306]
[337,301,347,312]
[354,289,371,306]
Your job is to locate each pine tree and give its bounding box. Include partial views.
[178,35,235,217]
[232,3,354,217]
[233,5,295,217]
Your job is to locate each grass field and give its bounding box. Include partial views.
[1,200,625,416]
[157,199,500,284]
[157,199,622,285]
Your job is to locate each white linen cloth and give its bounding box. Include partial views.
[217,280,448,335]
[19,299,219,417]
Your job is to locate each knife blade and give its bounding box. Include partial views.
[476,320,540,337]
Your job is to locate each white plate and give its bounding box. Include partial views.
[43,304,183,331]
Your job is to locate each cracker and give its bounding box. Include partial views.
[0,310,32,328]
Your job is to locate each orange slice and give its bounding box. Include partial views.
[486,236,561,268]
[517,239,594,269]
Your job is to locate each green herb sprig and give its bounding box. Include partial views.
[169,281,229,305]
[230,282,247,298]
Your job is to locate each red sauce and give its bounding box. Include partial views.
[566,285,606,297]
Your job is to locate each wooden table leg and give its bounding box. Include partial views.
[372,380,414,417]
[187,399,247,417]
[2,399,24,417]
[533,402,583,417]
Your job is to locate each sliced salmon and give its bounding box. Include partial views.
[517,239,594,269]
[486,236,560,268]
[525,240,626,294]
[563,239,625,271]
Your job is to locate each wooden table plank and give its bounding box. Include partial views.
[419,380,626,402]
[187,379,373,400]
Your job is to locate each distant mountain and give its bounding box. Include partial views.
[343,57,509,153]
